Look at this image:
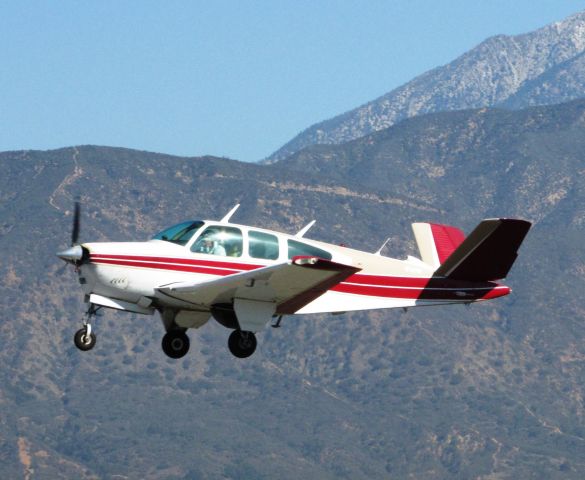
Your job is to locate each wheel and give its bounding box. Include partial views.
[228,330,257,358]
[162,331,190,359]
[74,327,96,351]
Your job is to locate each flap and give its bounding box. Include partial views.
[157,256,361,315]
[89,293,155,315]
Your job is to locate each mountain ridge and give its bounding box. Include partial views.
[267,10,585,163]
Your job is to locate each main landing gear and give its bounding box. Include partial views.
[160,328,256,359]
[228,330,257,358]
[161,330,190,359]
[73,304,100,351]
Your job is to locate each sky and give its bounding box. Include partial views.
[1,1,584,162]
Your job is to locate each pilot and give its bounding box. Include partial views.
[199,237,226,256]
[198,238,213,253]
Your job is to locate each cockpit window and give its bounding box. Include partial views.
[152,221,204,246]
[287,239,332,260]
[191,226,243,257]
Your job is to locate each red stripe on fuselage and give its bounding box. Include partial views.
[332,283,423,299]
[91,257,243,277]
[345,273,429,288]
[90,254,261,272]
[88,253,507,301]
[331,283,506,300]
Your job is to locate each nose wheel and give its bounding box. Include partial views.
[228,330,257,358]
[74,325,96,351]
[73,304,100,352]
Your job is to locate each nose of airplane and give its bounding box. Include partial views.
[57,245,84,262]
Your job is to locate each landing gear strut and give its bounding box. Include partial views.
[74,304,100,351]
[228,330,257,358]
[162,330,190,359]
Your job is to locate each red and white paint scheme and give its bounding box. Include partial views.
[57,204,531,359]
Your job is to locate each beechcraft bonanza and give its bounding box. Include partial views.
[57,204,531,359]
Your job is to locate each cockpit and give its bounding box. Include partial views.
[152,220,332,262]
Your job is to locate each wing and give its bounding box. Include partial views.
[157,256,361,331]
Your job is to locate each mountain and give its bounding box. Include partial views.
[276,98,585,225]
[2,99,585,478]
[267,10,585,162]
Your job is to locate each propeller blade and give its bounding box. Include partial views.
[71,201,80,246]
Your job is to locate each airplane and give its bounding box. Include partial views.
[57,203,531,359]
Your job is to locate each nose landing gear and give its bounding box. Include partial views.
[73,304,101,351]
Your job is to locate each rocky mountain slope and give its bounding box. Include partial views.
[2,99,585,478]
[268,10,585,162]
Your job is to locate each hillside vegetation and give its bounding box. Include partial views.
[1,99,585,478]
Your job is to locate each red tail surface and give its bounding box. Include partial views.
[429,224,466,263]
[412,222,466,269]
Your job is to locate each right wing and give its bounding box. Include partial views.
[157,256,361,330]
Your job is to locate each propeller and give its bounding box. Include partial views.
[56,200,86,264]
[71,200,80,246]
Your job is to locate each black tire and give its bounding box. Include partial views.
[74,328,96,351]
[228,330,257,358]
[162,331,190,359]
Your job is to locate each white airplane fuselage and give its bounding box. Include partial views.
[77,220,509,317]
[59,212,529,359]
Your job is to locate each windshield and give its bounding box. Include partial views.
[152,221,205,246]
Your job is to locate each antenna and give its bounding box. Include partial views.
[295,220,316,238]
[374,237,392,256]
[220,204,240,223]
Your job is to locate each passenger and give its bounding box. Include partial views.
[228,243,242,257]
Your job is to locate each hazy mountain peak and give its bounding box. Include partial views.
[267,9,585,162]
[549,9,585,39]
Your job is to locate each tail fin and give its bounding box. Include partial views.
[434,219,531,281]
[412,222,466,269]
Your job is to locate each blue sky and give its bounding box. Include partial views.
[1,1,583,162]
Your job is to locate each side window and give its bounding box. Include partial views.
[249,231,279,260]
[287,239,332,260]
[191,226,243,257]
